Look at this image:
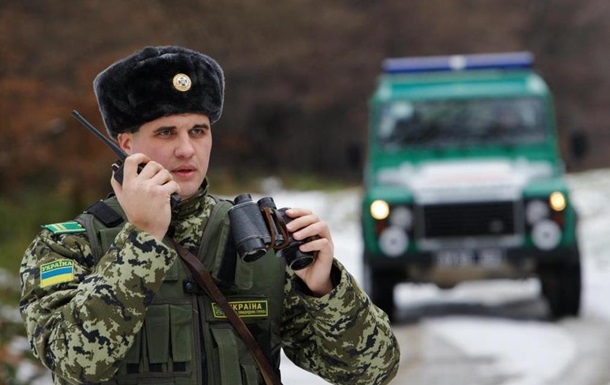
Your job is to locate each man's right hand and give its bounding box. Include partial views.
[110,153,181,241]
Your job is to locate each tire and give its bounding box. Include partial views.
[363,263,399,322]
[538,256,582,319]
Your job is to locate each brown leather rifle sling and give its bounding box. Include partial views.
[172,240,283,385]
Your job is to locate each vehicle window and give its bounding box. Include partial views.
[378,98,547,149]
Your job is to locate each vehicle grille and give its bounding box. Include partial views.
[418,201,518,238]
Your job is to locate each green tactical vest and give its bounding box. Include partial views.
[75,195,285,385]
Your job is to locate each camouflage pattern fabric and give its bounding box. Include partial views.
[20,192,399,385]
[283,261,400,384]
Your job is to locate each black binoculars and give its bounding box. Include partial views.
[228,194,317,270]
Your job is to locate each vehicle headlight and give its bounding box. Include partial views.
[549,191,566,212]
[531,219,561,250]
[526,199,549,224]
[378,226,409,257]
[389,206,413,229]
[370,200,390,220]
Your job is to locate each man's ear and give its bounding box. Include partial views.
[116,133,133,154]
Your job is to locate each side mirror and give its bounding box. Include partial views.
[569,132,589,160]
[346,142,363,170]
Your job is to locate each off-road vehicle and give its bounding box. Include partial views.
[361,52,581,320]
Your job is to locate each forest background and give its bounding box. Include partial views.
[1,1,610,381]
[2,1,610,204]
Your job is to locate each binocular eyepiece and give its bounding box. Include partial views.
[228,194,317,270]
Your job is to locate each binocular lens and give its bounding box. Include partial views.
[257,196,276,209]
[229,194,271,263]
[278,242,316,271]
[242,248,268,262]
[289,254,315,270]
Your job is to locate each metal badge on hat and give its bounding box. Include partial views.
[173,73,192,92]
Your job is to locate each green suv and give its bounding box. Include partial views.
[361,52,581,321]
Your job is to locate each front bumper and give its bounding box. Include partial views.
[364,246,580,285]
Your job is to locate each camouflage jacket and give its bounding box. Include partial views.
[20,190,400,385]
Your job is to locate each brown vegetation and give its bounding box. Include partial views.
[1,0,609,199]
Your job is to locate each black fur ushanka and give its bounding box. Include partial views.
[94,46,225,138]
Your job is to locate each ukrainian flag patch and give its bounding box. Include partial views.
[40,260,75,287]
[42,221,85,234]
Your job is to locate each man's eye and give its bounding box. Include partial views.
[158,129,173,136]
[191,127,206,136]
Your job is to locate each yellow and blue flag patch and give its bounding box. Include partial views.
[40,259,75,287]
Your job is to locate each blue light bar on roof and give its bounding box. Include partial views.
[382,52,534,74]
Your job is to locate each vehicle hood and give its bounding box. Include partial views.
[375,158,554,203]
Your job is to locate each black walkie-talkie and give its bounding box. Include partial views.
[71,110,181,209]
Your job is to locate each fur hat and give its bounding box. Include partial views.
[93,46,225,138]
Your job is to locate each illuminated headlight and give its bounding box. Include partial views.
[370,200,390,220]
[526,200,549,224]
[378,226,409,257]
[531,220,561,250]
[389,206,413,229]
[549,191,566,211]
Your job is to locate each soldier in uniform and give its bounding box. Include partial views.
[19,46,400,385]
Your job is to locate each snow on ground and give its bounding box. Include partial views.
[425,317,577,385]
[568,169,610,320]
[275,168,610,384]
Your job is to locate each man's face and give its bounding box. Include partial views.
[117,113,212,199]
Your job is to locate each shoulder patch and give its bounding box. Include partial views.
[42,221,86,234]
[40,259,75,287]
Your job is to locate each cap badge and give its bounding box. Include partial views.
[172,73,192,92]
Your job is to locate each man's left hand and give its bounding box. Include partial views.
[284,208,334,297]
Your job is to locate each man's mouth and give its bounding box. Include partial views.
[172,166,196,177]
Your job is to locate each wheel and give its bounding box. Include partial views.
[363,263,399,322]
[538,256,581,319]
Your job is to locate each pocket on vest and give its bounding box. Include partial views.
[210,326,245,385]
[117,303,194,377]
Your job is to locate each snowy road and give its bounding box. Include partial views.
[273,168,610,385]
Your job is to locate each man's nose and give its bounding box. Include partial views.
[175,132,196,157]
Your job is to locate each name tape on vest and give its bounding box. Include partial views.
[212,300,269,319]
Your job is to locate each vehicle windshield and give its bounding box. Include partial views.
[378,97,547,149]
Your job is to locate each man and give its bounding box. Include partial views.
[20,46,400,385]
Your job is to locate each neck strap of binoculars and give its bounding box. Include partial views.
[171,240,283,385]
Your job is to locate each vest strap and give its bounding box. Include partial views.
[84,200,125,227]
[172,240,283,385]
[75,212,103,260]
